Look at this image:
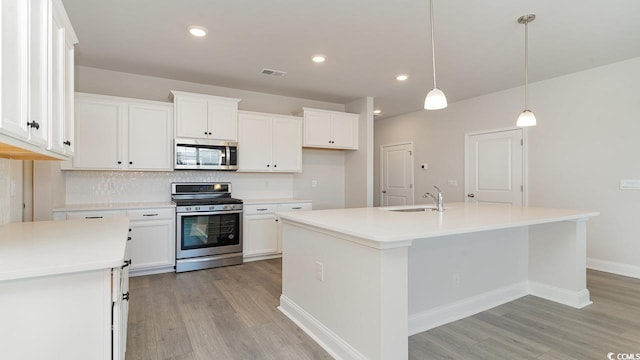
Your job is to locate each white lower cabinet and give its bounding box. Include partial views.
[54,207,175,276]
[127,208,175,275]
[0,253,130,360]
[243,201,312,261]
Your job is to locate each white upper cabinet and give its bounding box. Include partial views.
[0,0,77,159]
[238,111,302,173]
[170,91,240,141]
[48,0,77,156]
[71,93,173,171]
[303,107,359,150]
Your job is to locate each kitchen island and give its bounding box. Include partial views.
[277,203,599,360]
[0,217,130,360]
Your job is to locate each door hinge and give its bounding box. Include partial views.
[521,185,524,192]
[410,184,413,189]
[520,139,523,146]
[409,150,412,156]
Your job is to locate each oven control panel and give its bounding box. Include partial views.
[176,204,243,213]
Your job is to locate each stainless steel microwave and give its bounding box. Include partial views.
[174,138,238,170]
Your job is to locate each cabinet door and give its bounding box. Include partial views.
[331,114,358,149]
[208,99,238,141]
[49,11,66,154]
[27,0,49,147]
[175,96,208,139]
[0,0,30,141]
[272,116,302,172]
[128,220,174,270]
[73,96,125,169]
[128,102,173,170]
[63,36,75,155]
[303,111,332,147]
[244,214,278,256]
[238,112,272,171]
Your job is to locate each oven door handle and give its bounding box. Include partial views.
[176,210,244,216]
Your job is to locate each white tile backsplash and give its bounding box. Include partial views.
[65,170,294,204]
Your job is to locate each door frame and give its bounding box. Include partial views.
[464,127,529,206]
[379,141,415,206]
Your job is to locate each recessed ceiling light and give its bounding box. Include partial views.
[396,74,409,81]
[188,25,208,37]
[312,54,326,63]
[373,109,382,115]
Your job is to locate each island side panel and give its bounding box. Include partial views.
[279,220,409,360]
[528,219,592,308]
[407,227,529,334]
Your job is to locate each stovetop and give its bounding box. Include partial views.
[171,196,243,206]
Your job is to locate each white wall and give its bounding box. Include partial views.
[344,97,374,208]
[292,149,346,210]
[375,57,640,278]
[0,159,10,225]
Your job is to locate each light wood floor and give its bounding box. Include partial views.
[127,259,640,359]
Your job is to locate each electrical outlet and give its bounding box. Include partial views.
[452,273,461,288]
[315,261,324,281]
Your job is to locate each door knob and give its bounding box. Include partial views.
[467,193,475,198]
[382,190,387,193]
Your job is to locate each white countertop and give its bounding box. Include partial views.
[242,198,311,205]
[0,217,130,282]
[53,201,175,212]
[277,202,599,245]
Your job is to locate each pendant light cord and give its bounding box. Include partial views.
[524,20,529,110]
[430,0,437,89]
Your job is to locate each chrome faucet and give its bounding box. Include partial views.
[423,185,444,212]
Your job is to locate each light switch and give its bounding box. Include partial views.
[620,179,640,190]
[10,179,16,197]
[447,180,458,187]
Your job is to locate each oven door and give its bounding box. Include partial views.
[176,210,243,259]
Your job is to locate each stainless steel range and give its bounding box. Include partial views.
[172,182,243,272]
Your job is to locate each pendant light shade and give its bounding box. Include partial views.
[516,14,536,127]
[424,0,447,110]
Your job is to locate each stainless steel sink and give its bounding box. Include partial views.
[389,207,440,212]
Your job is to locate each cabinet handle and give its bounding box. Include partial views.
[127,236,132,241]
[63,140,71,146]
[275,219,278,222]
[291,207,302,210]
[122,291,130,301]
[266,164,270,167]
[27,120,40,130]
[274,164,277,168]
[208,132,212,135]
[129,161,133,165]
[84,216,103,219]
[204,131,208,135]
[256,208,268,211]
[142,213,159,217]
[117,161,122,164]
[122,259,132,268]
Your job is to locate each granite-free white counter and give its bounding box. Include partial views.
[0,217,130,282]
[242,198,311,205]
[277,202,599,246]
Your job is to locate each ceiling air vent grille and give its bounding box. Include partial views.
[260,68,287,77]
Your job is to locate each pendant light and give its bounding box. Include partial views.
[424,0,447,110]
[516,14,536,127]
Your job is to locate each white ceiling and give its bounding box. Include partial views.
[61,0,640,119]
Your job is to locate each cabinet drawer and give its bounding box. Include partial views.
[127,208,174,221]
[277,203,312,212]
[244,204,277,215]
[65,210,127,220]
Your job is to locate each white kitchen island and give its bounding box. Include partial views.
[277,203,599,360]
[0,217,130,360]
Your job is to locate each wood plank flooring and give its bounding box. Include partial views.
[127,260,640,359]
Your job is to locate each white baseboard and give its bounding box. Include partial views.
[243,253,282,263]
[527,281,592,308]
[129,266,175,277]
[408,282,528,336]
[587,258,640,279]
[278,295,367,360]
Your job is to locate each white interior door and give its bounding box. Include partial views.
[381,143,414,206]
[466,129,524,206]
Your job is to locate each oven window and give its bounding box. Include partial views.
[180,213,240,250]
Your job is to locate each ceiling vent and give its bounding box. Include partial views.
[260,68,287,77]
